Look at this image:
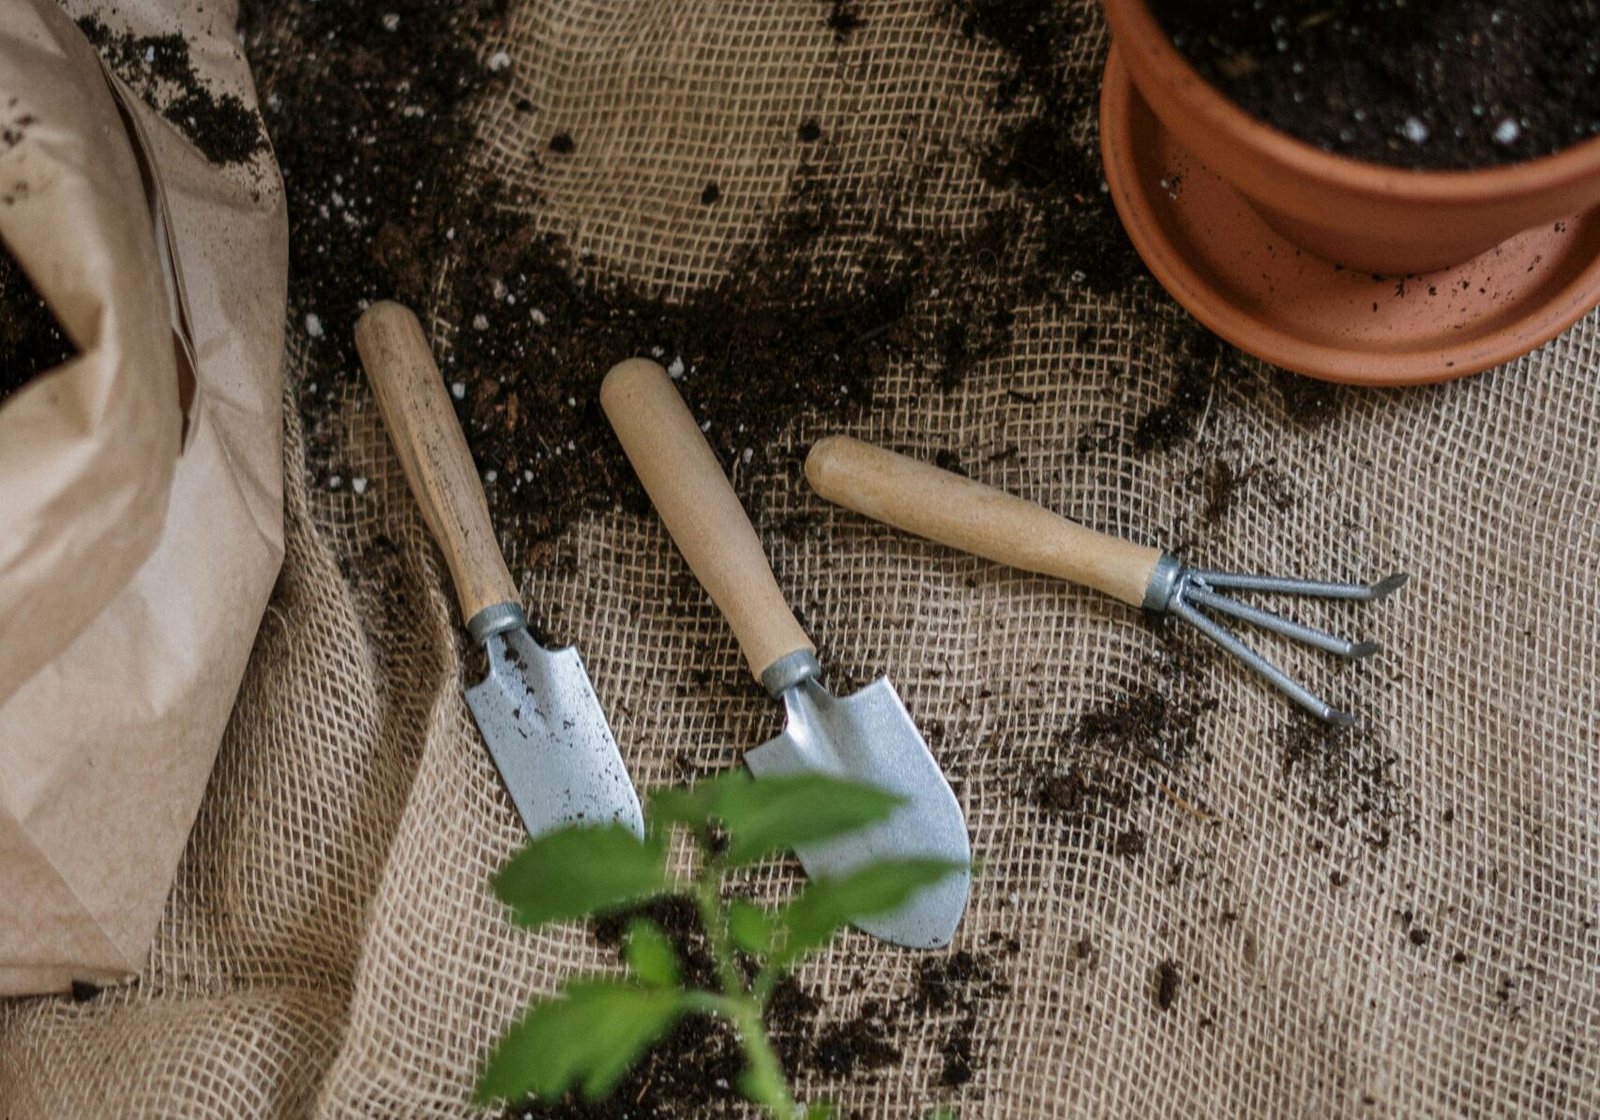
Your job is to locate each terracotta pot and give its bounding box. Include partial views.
[1102,0,1600,274]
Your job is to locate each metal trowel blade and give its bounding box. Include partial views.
[746,677,971,948]
[466,628,644,840]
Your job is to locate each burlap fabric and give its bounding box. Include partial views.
[3,1,1598,1116]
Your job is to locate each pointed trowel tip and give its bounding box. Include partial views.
[621,795,646,840]
[851,868,972,950]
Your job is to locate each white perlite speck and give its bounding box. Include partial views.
[667,356,685,379]
[381,12,399,30]
[305,313,324,339]
[1492,118,1521,145]
[450,382,466,400]
[488,50,512,72]
[472,314,489,331]
[351,478,368,495]
[1402,116,1430,144]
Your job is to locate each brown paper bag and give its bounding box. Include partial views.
[0,0,285,995]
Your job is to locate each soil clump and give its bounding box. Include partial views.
[1278,715,1413,850]
[0,246,71,405]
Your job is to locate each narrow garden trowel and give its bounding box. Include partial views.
[601,359,970,949]
[355,303,643,840]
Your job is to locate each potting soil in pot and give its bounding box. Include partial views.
[0,245,71,404]
[1,1,1596,1117]
[1150,0,1600,169]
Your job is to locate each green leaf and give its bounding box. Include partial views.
[714,773,907,866]
[646,777,727,832]
[802,1104,838,1119]
[622,919,680,987]
[491,824,669,928]
[776,859,967,960]
[728,899,775,956]
[475,981,688,1105]
[647,772,905,866]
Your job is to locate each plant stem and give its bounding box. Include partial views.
[693,859,747,1000]
[691,859,800,1119]
[730,998,798,1118]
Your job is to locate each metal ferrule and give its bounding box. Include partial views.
[1141,553,1185,613]
[759,649,822,698]
[467,601,528,645]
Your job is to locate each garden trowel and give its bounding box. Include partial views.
[601,359,970,949]
[355,303,643,840]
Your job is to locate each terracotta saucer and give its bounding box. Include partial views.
[1099,46,1600,386]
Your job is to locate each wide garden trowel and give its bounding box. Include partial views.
[601,359,970,949]
[355,303,643,840]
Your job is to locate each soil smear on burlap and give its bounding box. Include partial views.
[1149,0,1600,170]
[0,244,72,405]
[940,0,1344,439]
[1026,638,1220,856]
[238,0,1342,580]
[1277,714,1415,851]
[506,897,1015,1118]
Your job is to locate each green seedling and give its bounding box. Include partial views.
[474,770,968,1118]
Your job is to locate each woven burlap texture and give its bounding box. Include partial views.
[3,1,1598,1116]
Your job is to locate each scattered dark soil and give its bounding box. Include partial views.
[1153,959,1181,1011]
[1149,0,1600,170]
[825,0,865,41]
[511,897,753,1119]
[1113,827,1147,858]
[242,0,1289,581]
[1067,680,1217,769]
[1033,762,1139,822]
[541,898,1014,1115]
[910,949,1014,1089]
[77,16,267,166]
[1027,646,1218,854]
[1274,368,1343,426]
[948,0,1150,304]
[0,245,72,405]
[1189,453,1297,527]
[590,896,718,989]
[942,0,1303,440]
[1278,715,1413,850]
[810,1005,902,1076]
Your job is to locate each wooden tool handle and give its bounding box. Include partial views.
[601,359,813,682]
[806,435,1163,608]
[354,302,518,628]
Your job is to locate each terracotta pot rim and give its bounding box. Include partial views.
[1099,47,1600,386]
[1103,0,1600,203]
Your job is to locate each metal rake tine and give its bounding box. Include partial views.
[1168,595,1357,726]
[1182,585,1379,660]
[1189,569,1410,602]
